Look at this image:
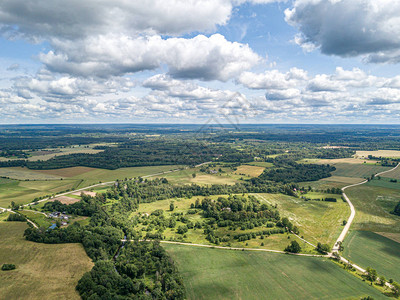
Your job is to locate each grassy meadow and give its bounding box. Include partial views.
[0,221,93,300]
[254,193,349,247]
[165,244,385,300]
[343,230,400,283]
[345,185,400,232]
[355,150,400,159]
[332,163,389,178]
[0,165,183,207]
[134,194,311,252]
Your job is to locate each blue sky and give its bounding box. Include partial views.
[0,0,400,124]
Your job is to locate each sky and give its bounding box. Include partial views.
[1,0,400,124]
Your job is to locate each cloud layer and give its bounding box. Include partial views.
[285,0,400,63]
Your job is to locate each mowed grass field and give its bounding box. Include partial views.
[345,185,400,232]
[355,150,400,159]
[0,167,62,180]
[234,164,265,177]
[343,230,400,283]
[0,221,93,300]
[381,165,400,180]
[332,163,389,178]
[0,178,79,207]
[154,167,239,185]
[165,244,385,300]
[254,193,349,247]
[0,165,183,207]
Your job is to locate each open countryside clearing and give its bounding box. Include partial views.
[343,230,400,283]
[0,221,93,300]
[165,244,385,300]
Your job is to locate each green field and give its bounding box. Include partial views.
[345,185,400,232]
[366,177,400,190]
[134,194,310,252]
[0,167,63,180]
[0,178,80,207]
[381,166,400,180]
[255,193,349,247]
[247,161,274,168]
[70,165,184,188]
[19,210,53,228]
[0,221,93,300]
[154,167,239,185]
[332,163,389,178]
[165,244,385,300]
[0,165,183,207]
[343,230,400,283]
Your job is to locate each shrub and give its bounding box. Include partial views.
[1,264,16,271]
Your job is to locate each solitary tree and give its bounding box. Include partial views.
[169,202,175,211]
[284,241,301,253]
[366,267,378,283]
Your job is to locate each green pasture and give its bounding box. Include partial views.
[165,244,385,300]
[343,230,400,283]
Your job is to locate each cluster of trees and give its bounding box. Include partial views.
[284,241,301,253]
[392,201,400,216]
[260,162,335,183]
[77,241,185,299]
[1,139,255,170]
[233,228,285,241]
[199,195,280,222]
[6,213,27,222]
[108,177,298,205]
[0,150,28,158]
[315,242,330,254]
[23,187,185,298]
[42,194,102,216]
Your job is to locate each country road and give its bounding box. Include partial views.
[122,239,328,258]
[1,164,205,229]
[333,162,400,252]
[22,166,189,208]
[331,162,400,288]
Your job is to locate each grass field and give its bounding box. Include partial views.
[234,164,265,177]
[0,167,63,180]
[332,163,389,178]
[0,165,184,207]
[343,230,400,283]
[34,166,95,178]
[345,185,400,232]
[320,176,364,185]
[366,177,400,190]
[302,158,379,164]
[134,194,309,252]
[0,221,93,300]
[247,161,274,168]
[254,193,349,247]
[19,210,53,228]
[154,167,239,185]
[355,150,400,159]
[71,165,183,188]
[0,178,80,207]
[376,232,400,243]
[165,244,385,300]
[380,165,400,180]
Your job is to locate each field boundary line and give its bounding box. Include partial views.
[122,239,328,258]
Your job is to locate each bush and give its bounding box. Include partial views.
[6,213,26,222]
[284,241,301,253]
[1,264,16,271]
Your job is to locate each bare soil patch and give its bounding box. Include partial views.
[72,191,97,197]
[50,196,80,205]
